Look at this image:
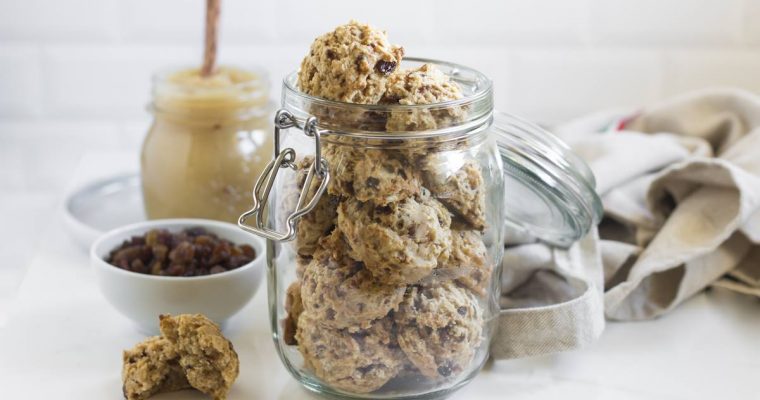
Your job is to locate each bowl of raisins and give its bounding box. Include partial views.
[91,219,264,333]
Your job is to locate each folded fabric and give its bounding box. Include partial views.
[494,88,760,359]
[559,88,760,320]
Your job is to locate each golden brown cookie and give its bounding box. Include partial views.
[296,313,404,394]
[122,336,191,400]
[300,230,406,330]
[295,255,311,279]
[283,282,305,345]
[381,64,466,132]
[292,156,339,257]
[159,314,239,400]
[395,283,483,380]
[298,20,403,104]
[447,230,492,297]
[337,194,452,285]
[324,144,420,205]
[422,159,486,230]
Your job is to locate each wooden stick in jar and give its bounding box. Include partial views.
[201,0,221,77]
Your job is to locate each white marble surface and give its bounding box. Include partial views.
[0,153,759,400]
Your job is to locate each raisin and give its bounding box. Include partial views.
[145,230,159,246]
[239,245,256,258]
[366,177,380,189]
[228,255,250,268]
[209,242,231,265]
[167,264,186,276]
[150,261,163,275]
[437,363,453,377]
[152,244,168,261]
[169,242,195,263]
[185,227,208,236]
[194,235,215,247]
[357,365,376,374]
[130,259,147,274]
[375,60,397,75]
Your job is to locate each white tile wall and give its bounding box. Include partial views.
[745,0,760,43]
[121,0,277,44]
[590,0,745,45]
[0,45,43,117]
[0,0,120,41]
[43,45,196,118]
[510,49,663,122]
[664,50,760,95]
[2,0,759,126]
[434,0,590,45]
[0,121,123,191]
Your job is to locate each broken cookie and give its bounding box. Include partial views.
[122,336,191,400]
[159,314,240,400]
[122,314,239,400]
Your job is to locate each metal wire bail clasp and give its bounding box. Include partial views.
[238,109,330,242]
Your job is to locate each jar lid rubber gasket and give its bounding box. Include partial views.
[494,112,603,247]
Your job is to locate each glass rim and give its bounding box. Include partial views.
[281,57,494,139]
[283,57,492,111]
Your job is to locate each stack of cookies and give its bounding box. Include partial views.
[282,21,493,394]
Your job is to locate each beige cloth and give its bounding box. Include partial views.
[492,227,605,359]
[492,88,760,358]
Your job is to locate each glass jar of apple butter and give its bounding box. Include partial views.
[141,66,273,223]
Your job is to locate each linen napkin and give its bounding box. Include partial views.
[492,88,760,359]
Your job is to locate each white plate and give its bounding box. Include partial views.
[63,174,145,250]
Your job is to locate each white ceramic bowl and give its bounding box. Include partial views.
[91,219,265,334]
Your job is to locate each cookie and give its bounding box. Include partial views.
[292,156,339,257]
[446,230,492,296]
[298,20,403,104]
[381,64,466,132]
[283,282,305,345]
[296,313,404,394]
[337,193,452,285]
[295,254,311,279]
[324,144,420,205]
[422,159,486,230]
[300,230,406,330]
[159,314,239,400]
[395,283,484,380]
[122,336,191,400]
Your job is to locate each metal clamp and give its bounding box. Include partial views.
[238,109,330,242]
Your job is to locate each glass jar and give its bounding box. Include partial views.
[141,66,273,223]
[239,59,601,398]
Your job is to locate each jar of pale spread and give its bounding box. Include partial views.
[141,66,273,223]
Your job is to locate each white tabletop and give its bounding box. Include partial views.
[1,154,759,400]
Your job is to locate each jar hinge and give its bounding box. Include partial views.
[238,109,330,241]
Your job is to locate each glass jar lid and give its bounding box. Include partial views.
[494,112,602,247]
